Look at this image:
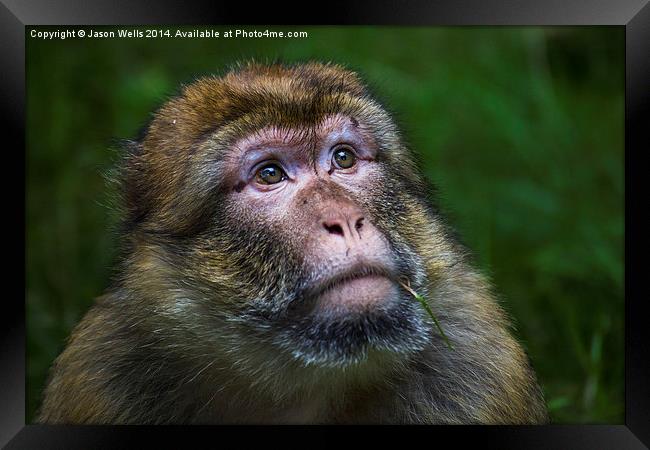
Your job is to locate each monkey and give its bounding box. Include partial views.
[37,61,549,424]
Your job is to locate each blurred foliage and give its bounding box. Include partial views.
[26,26,624,423]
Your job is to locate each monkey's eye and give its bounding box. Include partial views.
[255,163,287,185]
[332,146,357,170]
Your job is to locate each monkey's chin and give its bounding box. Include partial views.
[313,275,398,314]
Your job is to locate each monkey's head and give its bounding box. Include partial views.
[119,62,446,374]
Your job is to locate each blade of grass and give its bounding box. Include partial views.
[399,279,453,350]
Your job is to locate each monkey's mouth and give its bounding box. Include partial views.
[304,264,400,312]
[270,262,429,367]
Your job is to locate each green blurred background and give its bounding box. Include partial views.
[26,26,624,423]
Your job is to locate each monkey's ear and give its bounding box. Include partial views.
[114,139,152,228]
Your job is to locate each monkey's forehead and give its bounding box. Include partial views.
[140,62,393,155]
[234,114,364,149]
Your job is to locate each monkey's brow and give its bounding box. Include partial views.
[250,126,318,147]
[230,115,360,166]
[236,130,321,157]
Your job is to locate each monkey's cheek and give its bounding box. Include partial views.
[314,276,399,314]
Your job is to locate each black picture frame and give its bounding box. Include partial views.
[3,0,648,448]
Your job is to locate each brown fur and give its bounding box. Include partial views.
[38,61,548,424]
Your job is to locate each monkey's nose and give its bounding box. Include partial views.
[321,214,364,245]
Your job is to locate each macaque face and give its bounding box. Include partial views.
[204,113,432,367]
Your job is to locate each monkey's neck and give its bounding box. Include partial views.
[185,342,410,424]
[190,360,409,424]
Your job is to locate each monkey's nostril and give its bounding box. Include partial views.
[355,218,364,230]
[324,222,344,236]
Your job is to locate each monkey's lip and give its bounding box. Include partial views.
[306,265,398,310]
